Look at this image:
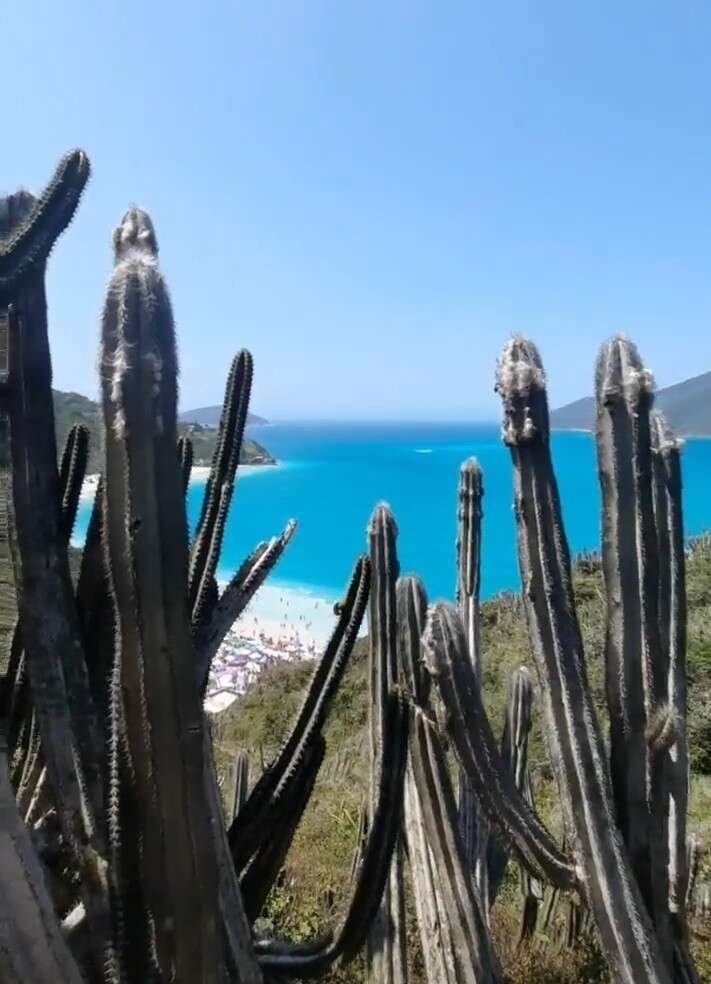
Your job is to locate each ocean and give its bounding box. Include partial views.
[74,422,711,610]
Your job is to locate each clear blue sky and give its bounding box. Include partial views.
[4,2,710,420]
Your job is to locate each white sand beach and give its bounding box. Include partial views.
[78,462,345,715]
[79,460,281,503]
[204,582,347,713]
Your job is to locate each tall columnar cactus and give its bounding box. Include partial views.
[189,349,253,626]
[366,505,409,984]
[100,206,225,982]
[487,666,540,941]
[492,335,698,984]
[455,458,489,911]
[650,411,689,937]
[1,170,115,981]
[400,574,500,984]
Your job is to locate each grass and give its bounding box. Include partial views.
[213,541,711,983]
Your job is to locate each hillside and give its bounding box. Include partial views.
[551,369,711,436]
[53,390,275,472]
[213,543,711,984]
[180,406,269,427]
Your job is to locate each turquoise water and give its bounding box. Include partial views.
[74,424,711,604]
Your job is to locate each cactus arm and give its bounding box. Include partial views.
[228,554,369,871]
[58,423,90,541]
[424,602,575,890]
[178,434,194,493]
[399,581,453,984]
[0,151,90,305]
[2,223,113,972]
[101,208,223,982]
[255,693,408,978]
[0,741,85,983]
[7,423,90,796]
[368,505,400,776]
[651,416,696,984]
[229,749,250,823]
[456,458,484,676]
[240,736,326,922]
[75,479,116,727]
[487,666,537,904]
[198,727,263,984]
[397,574,429,705]
[497,336,674,984]
[399,574,476,984]
[195,519,297,694]
[189,350,253,621]
[409,706,502,984]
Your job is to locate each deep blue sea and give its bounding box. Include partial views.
[74,423,711,605]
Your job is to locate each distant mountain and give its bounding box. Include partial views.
[551,370,711,437]
[179,406,269,427]
[53,391,275,473]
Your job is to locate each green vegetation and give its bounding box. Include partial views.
[213,540,711,983]
[53,389,275,472]
[180,406,269,427]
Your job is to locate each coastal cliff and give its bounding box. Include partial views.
[53,389,276,471]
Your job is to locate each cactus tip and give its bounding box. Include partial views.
[650,410,684,454]
[495,337,548,446]
[367,502,398,538]
[459,456,484,493]
[113,206,159,261]
[59,149,91,190]
[595,335,655,406]
[495,336,545,400]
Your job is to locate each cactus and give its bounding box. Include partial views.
[229,749,250,822]
[1,150,704,984]
[487,666,541,944]
[0,150,90,304]
[2,187,114,978]
[400,574,500,984]
[228,554,370,873]
[650,411,690,938]
[255,691,409,978]
[492,335,697,984]
[195,519,298,695]
[100,205,224,981]
[455,458,490,913]
[177,434,193,493]
[366,504,408,984]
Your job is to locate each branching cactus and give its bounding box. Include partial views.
[493,335,698,984]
